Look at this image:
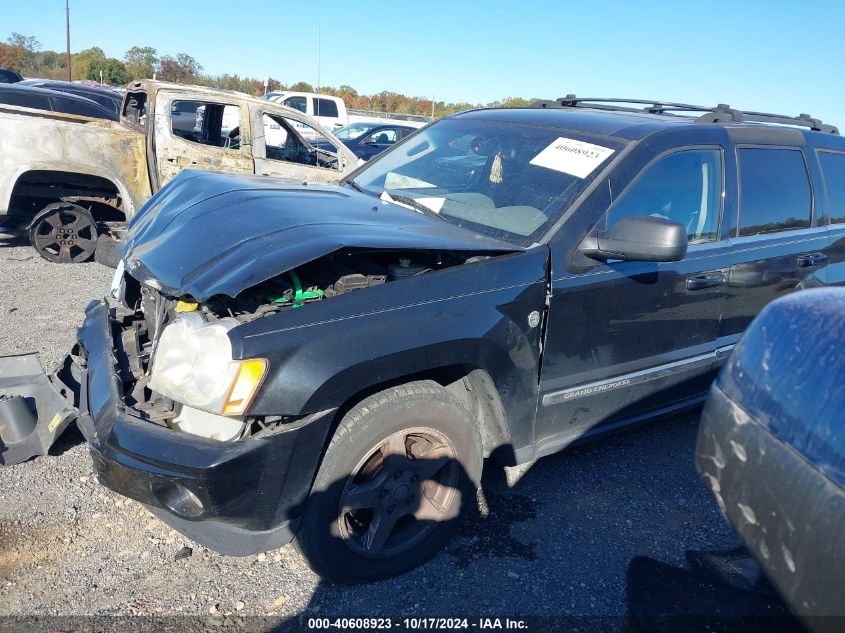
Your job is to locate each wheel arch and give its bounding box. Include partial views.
[316,364,515,466]
[5,167,138,223]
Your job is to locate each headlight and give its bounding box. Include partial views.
[148,313,266,416]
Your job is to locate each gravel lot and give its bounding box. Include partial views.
[0,234,739,625]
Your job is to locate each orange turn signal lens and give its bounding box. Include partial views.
[222,359,267,416]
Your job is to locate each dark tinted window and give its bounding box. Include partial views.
[607,149,722,244]
[313,98,339,118]
[52,96,109,119]
[84,93,120,114]
[738,148,811,236]
[0,91,50,110]
[818,151,845,224]
[0,68,22,83]
[284,96,307,113]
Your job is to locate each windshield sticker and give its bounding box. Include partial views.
[384,172,436,189]
[416,197,445,213]
[529,137,615,179]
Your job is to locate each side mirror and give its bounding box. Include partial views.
[580,215,688,263]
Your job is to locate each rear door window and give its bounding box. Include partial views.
[365,129,398,145]
[818,151,845,225]
[313,98,339,118]
[737,148,812,236]
[261,113,339,169]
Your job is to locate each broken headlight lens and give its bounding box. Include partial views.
[148,312,266,416]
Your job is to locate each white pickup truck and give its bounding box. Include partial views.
[262,91,432,133]
[0,80,357,264]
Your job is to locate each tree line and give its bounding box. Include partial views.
[0,33,537,116]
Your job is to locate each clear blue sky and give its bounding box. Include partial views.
[5,0,845,124]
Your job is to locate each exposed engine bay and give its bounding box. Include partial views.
[112,249,487,442]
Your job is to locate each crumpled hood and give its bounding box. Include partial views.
[122,170,519,300]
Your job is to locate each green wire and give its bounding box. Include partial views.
[289,270,323,308]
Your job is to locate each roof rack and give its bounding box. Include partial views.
[530,95,839,135]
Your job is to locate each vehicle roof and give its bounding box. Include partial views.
[20,79,121,100]
[453,106,845,148]
[275,91,344,101]
[345,121,417,130]
[0,82,107,104]
[124,80,347,143]
[128,80,328,111]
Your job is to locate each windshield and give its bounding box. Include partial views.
[335,122,382,140]
[351,118,623,246]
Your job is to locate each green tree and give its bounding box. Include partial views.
[87,56,130,85]
[5,32,40,73]
[7,32,40,52]
[289,81,314,93]
[71,47,105,81]
[158,53,202,83]
[123,46,158,79]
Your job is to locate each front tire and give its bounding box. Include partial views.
[296,381,482,583]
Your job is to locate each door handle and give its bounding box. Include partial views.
[797,253,828,268]
[686,272,727,291]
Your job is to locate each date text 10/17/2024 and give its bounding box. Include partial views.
[307,618,529,630]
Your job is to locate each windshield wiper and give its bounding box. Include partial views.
[345,178,364,192]
[382,192,447,221]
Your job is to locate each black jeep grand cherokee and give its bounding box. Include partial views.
[2,97,844,583]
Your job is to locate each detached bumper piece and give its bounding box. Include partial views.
[0,354,79,466]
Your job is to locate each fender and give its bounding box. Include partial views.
[230,247,551,454]
[0,109,151,217]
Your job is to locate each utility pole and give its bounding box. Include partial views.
[65,0,72,81]
[316,23,321,94]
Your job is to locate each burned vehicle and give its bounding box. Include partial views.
[2,98,845,582]
[0,79,356,264]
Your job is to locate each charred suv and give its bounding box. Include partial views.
[3,97,845,582]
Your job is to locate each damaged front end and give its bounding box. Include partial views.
[0,169,524,554]
[0,296,334,554]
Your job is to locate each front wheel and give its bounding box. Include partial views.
[296,381,482,583]
[28,202,98,264]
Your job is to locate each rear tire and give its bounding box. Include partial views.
[28,202,98,264]
[296,380,482,583]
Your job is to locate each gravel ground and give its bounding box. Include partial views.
[0,235,739,624]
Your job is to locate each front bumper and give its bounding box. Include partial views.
[6,300,335,555]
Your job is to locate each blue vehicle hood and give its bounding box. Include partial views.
[122,170,519,301]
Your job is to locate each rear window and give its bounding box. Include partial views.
[0,69,22,83]
[313,98,339,119]
[737,148,811,236]
[818,151,845,224]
